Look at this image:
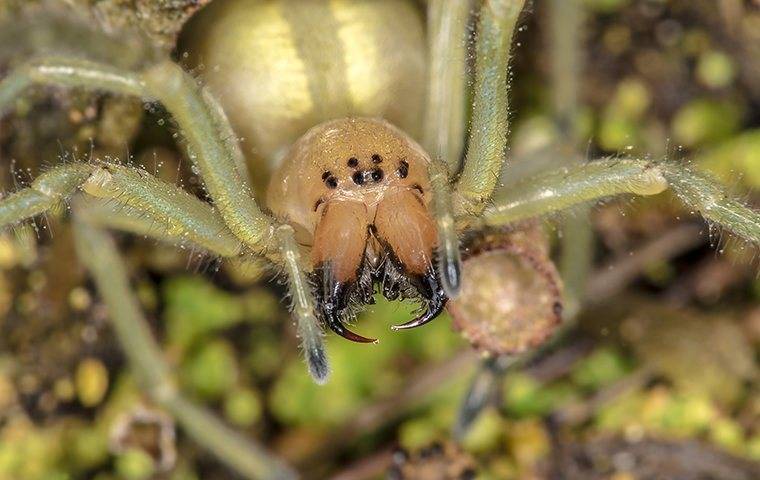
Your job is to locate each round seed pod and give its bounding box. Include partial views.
[447,225,564,356]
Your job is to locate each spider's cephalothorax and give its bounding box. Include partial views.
[267,118,446,343]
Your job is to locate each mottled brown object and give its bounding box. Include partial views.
[110,407,177,472]
[545,436,760,480]
[91,0,212,50]
[387,442,477,480]
[448,225,564,355]
[0,0,204,52]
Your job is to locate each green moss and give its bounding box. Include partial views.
[672,99,741,148]
[269,296,463,426]
[698,130,760,188]
[696,51,736,89]
[571,347,630,390]
[114,448,155,480]
[180,339,239,400]
[224,387,262,427]
[164,277,246,351]
[582,0,630,13]
[503,374,577,417]
[461,408,506,454]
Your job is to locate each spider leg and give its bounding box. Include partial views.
[454,0,527,215]
[470,159,759,246]
[275,225,330,382]
[423,0,470,173]
[0,56,276,253]
[0,32,328,382]
[428,159,462,298]
[0,162,243,257]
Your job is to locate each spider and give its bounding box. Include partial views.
[1,0,758,389]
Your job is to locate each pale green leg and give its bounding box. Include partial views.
[456,0,586,437]
[428,159,463,298]
[472,159,760,246]
[0,163,93,226]
[72,219,298,480]
[662,164,760,245]
[275,225,329,383]
[0,56,274,251]
[423,0,471,173]
[0,163,243,257]
[454,0,526,214]
[0,54,326,381]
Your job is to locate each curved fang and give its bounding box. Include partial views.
[391,268,447,331]
[320,267,377,343]
[325,311,377,343]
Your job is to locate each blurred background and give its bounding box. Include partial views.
[0,0,758,479]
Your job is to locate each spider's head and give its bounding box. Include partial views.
[267,118,447,342]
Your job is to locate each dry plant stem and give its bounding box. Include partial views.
[274,224,329,384]
[0,56,276,252]
[0,163,242,257]
[428,160,462,297]
[548,0,594,312]
[586,223,706,302]
[424,0,471,172]
[453,355,518,440]
[549,0,582,140]
[552,368,652,426]
[455,0,526,213]
[71,219,298,480]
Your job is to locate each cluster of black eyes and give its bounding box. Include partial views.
[322,154,410,189]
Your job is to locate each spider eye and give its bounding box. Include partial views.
[347,157,359,168]
[352,171,365,185]
[371,168,384,182]
[398,160,409,179]
[325,176,338,189]
[371,154,383,164]
[322,171,331,180]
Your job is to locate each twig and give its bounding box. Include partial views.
[585,223,705,302]
[305,349,478,465]
[329,448,395,480]
[551,367,652,426]
[71,215,298,480]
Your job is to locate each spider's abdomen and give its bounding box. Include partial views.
[182,0,426,181]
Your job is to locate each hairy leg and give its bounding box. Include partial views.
[0,56,275,250]
[0,27,325,379]
[471,159,760,246]
[454,0,526,214]
[275,225,329,384]
[428,159,463,298]
[423,0,471,173]
[0,162,243,257]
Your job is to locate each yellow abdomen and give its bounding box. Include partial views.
[181,0,427,191]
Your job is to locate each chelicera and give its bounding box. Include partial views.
[268,118,446,343]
